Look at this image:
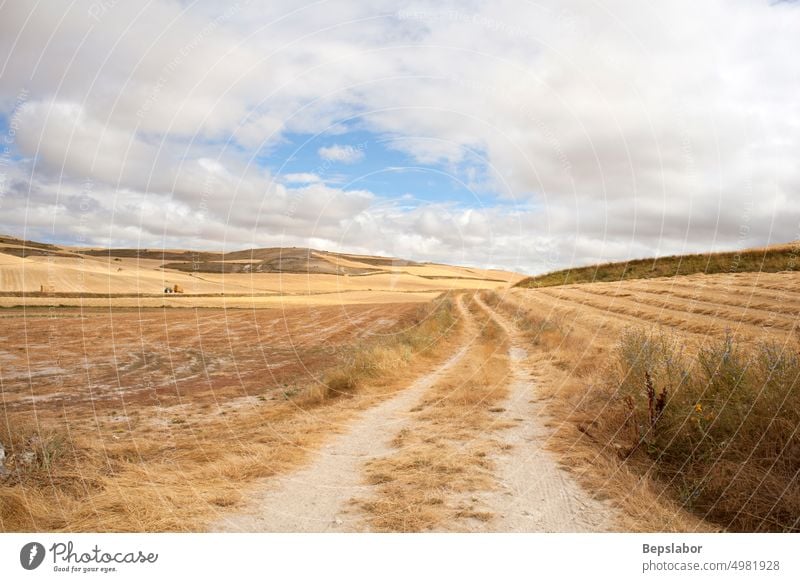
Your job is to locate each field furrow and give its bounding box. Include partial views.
[589,276,800,315]
[538,285,793,337]
[570,285,799,333]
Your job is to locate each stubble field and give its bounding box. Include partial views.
[2,240,798,533]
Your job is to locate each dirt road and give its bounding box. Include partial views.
[468,294,614,532]
[212,293,617,532]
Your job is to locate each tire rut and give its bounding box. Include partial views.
[211,295,476,532]
[470,294,617,531]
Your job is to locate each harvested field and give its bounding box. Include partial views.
[0,290,443,309]
[0,304,412,413]
[0,237,519,306]
[489,269,800,532]
[504,272,800,343]
[515,241,800,288]
[0,298,459,531]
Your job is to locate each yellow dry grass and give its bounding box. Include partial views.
[0,290,442,308]
[485,269,800,532]
[0,296,460,532]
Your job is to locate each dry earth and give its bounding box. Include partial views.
[0,304,412,414]
[466,295,614,532]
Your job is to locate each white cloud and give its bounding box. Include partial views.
[2,0,799,273]
[317,144,366,164]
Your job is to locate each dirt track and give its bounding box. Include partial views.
[212,293,617,532]
[468,295,614,532]
[213,303,474,532]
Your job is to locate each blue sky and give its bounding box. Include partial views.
[257,127,504,208]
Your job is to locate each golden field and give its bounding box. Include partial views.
[0,236,520,308]
[1,236,798,533]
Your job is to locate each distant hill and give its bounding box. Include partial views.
[161,248,382,276]
[0,235,425,273]
[0,235,523,301]
[515,242,800,289]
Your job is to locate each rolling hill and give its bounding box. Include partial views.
[0,235,522,307]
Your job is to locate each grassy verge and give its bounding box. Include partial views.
[515,243,800,288]
[488,290,800,532]
[305,294,457,402]
[604,329,800,532]
[0,295,458,532]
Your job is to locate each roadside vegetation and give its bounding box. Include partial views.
[483,288,800,532]
[308,295,457,402]
[515,243,800,289]
[605,329,800,532]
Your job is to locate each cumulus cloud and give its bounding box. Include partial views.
[1,0,799,273]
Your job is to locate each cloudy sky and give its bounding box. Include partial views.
[1,0,798,273]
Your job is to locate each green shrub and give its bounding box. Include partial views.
[612,329,800,531]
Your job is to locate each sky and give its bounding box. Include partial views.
[1,0,799,274]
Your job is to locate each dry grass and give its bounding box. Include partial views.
[486,284,800,532]
[0,295,459,532]
[356,295,513,531]
[1,406,339,531]
[299,296,456,404]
